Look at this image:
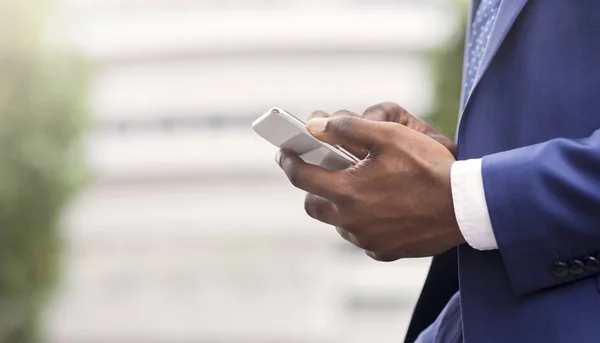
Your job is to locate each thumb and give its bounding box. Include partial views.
[306,116,386,151]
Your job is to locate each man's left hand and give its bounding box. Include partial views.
[276,116,465,261]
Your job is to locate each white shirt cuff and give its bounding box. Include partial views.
[450,159,498,251]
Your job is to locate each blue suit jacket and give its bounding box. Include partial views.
[406,1,600,342]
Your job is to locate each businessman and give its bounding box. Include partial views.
[276,0,600,342]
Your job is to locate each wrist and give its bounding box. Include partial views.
[447,162,466,246]
[437,160,466,249]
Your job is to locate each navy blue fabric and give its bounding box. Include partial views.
[404,250,459,343]
[414,293,463,343]
[408,1,600,342]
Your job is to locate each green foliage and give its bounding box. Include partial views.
[0,2,87,342]
[428,3,468,139]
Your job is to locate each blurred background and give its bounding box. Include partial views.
[0,0,466,342]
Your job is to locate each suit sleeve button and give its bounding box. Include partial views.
[569,260,585,275]
[552,261,569,278]
[584,256,600,272]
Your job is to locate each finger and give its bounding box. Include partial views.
[329,110,368,158]
[365,250,397,262]
[363,102,434,132]
[304,193,341,226]
[276,150,343,200]
[362,102,408,123]
[363,102,457,157]
[331,109,361,119]
[306,116,389,151]
[308,110,330,121]
[311,109,361,120]
[308,110,365,158]
[429,132,458,158]
[336,227,360,247]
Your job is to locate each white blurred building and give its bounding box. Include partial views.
[45,1,457,342]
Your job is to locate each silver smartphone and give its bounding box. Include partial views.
[252,107,360,170]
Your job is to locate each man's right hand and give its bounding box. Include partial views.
[308,101,457,158]
[303,102,458,258]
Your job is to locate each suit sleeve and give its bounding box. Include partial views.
[482,129,600,295]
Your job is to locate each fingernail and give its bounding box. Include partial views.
[307,118,328,134]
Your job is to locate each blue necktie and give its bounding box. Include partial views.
[463,0,502,109]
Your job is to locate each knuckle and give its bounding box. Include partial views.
[336,227,357,246]
[335,226,349,239]
[347,232,361,247]
[364,102,409,124]
[332,109,353,117]
[379,101,402,112]
[309,110,329,120]
[280,153,293,169]
[364,101,399,113]
[365,251,396,262]
[303,194,314,216]
[362,104,386,120]
[287,168,302,188]
[364,103,383,113]
[335,116,356,136]
[303,194,322,219]
[337,227,358,245]
[337,217,354,232]
[355,235,376,251]
[365,251,381,261]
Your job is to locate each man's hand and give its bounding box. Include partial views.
[308,102,457,158]
[276,116,465,261]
